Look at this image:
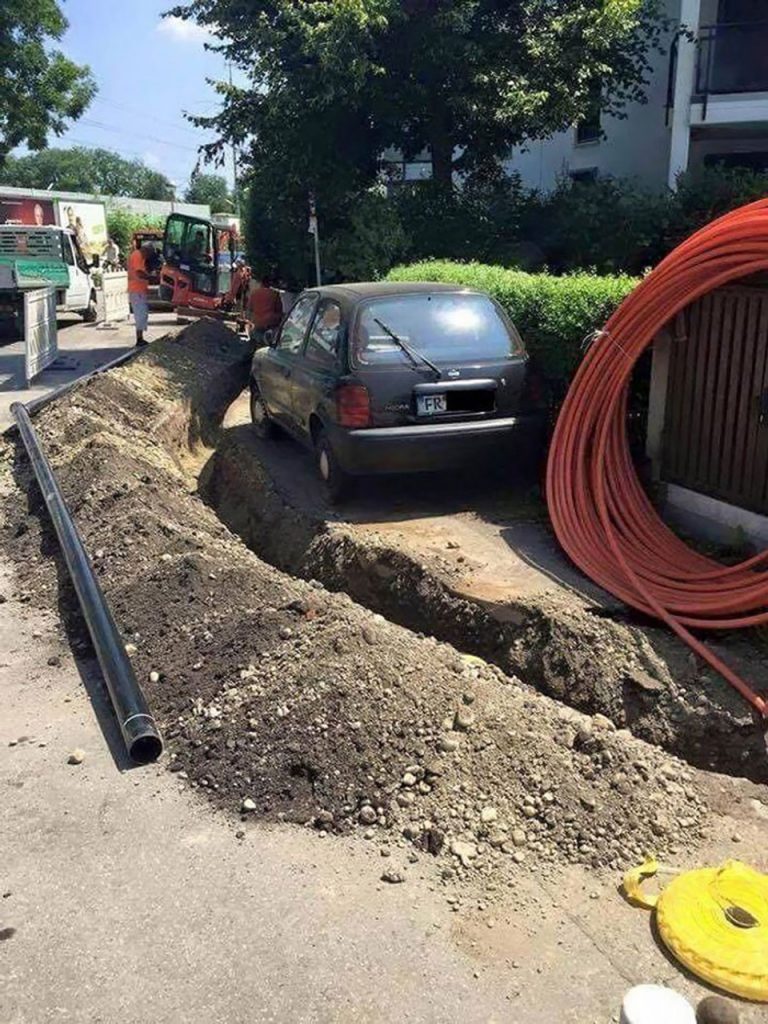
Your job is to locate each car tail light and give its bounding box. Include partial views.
[336,383,371,428]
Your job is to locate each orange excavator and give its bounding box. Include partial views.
[158,212,250,317]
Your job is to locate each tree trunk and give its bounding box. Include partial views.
[430,132,454,188]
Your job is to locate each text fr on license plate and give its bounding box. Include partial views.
[416,394,447,416]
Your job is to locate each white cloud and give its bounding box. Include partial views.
[157,16,213,44]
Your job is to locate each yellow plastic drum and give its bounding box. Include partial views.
[626,859,768,1002]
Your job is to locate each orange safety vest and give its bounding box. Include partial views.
[127,249,148,295]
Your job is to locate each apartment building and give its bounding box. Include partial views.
[506,0,768,191]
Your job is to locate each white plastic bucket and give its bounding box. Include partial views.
[620,984,696,1024]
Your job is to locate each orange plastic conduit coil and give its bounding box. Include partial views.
[546,198,768,717]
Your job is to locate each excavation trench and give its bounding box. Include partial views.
[1,323,762,887]
[200,401,768,784]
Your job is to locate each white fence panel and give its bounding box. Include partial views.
[100,271,130,323]
[24,287,57,385]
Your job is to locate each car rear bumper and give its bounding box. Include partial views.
[327,414,544,475]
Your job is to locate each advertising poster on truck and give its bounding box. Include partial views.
[0,198,56,227]
[55,200,107,260]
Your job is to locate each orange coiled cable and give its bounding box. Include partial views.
[546,198,768,716]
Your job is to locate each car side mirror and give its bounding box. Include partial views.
[264,328,277,348]
[90,253,100,269]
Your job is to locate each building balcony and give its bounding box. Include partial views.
[693,21,768,124]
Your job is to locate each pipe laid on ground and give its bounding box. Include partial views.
[11,401,163,763]
[546,198,768,717]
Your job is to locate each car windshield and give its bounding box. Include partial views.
[354,293,522,366]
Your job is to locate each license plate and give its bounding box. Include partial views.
[417,394,447,416]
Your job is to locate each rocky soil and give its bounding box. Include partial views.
[0,320,750,896]
[203,426,768,782]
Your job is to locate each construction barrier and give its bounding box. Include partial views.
[24,287,57,385]
[98,271,130,325]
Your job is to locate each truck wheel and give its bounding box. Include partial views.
[315,428,353,504]
[82,295,98,323]
[249,382,277,440]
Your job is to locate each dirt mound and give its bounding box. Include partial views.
[1,322,713,886]
[202,428,768,782]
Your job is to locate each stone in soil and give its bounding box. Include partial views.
[381,868,406,884]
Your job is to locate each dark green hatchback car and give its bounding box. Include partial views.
[249,281,542,500]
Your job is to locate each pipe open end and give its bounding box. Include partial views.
[129,732,163,764]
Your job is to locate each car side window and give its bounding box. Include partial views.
[278,295,316,354]
[305,301,342,366]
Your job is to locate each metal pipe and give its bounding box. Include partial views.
[10,401,163,764]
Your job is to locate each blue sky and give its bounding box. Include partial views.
[51,0,236,191]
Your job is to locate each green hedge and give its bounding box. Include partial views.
[387,260,638,384]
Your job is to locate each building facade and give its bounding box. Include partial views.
[506,0,768,192]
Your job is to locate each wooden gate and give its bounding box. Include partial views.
[662,284,768,515]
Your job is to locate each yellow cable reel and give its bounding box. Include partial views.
[623,857,768,1002]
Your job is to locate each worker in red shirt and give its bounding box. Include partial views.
[127,242,153,347]
[247,275,283,345]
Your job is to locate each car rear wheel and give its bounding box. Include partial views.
[250,383,277,440]
[315,428,352,504]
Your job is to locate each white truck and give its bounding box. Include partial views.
[0,224,100,338]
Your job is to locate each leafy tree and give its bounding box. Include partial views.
[2,147,175,200]
[0,0,96,164]
[105,211,166,257]
[168,0,667,187]
[185,172,232,210]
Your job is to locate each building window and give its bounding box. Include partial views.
[576,83,602,145]
[378,153,433,187]
[570,168,599,184]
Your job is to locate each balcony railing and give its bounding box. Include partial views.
[696,21,768,118]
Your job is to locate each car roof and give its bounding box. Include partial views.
[301,281,482,311]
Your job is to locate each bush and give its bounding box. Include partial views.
[105,209,166,260]
[669,165,768,243]
[244,163,768,288]
[520,177,670,275]
[386,260,637,385]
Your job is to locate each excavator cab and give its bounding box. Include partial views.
[159,212,240,312]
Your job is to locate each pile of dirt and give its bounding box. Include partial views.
[203,428,768,782]
[1,322,714,887]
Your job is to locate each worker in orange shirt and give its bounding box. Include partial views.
[127,241,153,347]
[247,275,283,346]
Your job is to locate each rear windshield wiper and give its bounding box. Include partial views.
[372,317,442,378]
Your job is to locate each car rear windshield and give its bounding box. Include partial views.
[353,292,523,367]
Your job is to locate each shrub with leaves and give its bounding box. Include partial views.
[105,210,166,260]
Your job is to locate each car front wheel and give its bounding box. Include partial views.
[249,383,277,440]
[315,428,352,504]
